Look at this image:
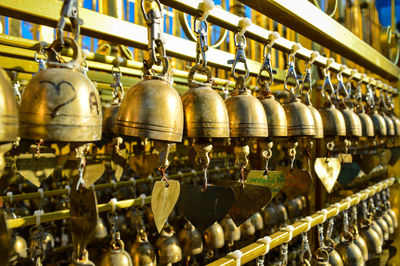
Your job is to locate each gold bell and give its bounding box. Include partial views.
[251,212,264,231]
[220,215,240,243]
[262,204,278,228]
[239,218,255,237]
[336,232,364,266]
[129,230,156,266]
[274,202,288,226]
[382,211,394,238]
[181,68,229,138]
[319,61,346,137]
[327,247,345,266]
[382,113,395,136]
[203,222,225,250]
[375,215,390,241]
[350,226,368,262]
[70,249,95,266]
[0,68,18,142]
[283,44,316,137]
[340,106,362,138]
[19,38,102,142]
[9,235,28,263]
[94,218,108,240]
[177,222,203,258]
[100,239,133,266]
[287,197,303,221]
[359,219,382,260]
[155,225,182,265]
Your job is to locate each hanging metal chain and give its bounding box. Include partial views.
[111,66,124,104]
[343,209,349,233]
[300,232,312,264]
[278,243,288,266]
[141,0,169,77]
[56,0,83,44]
[366,79,376,111]
[194,18,208,72]
[29,225,45,265]
[75,144,90,190]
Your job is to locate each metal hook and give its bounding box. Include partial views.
[56,0,83,44]
[231,32,249,81]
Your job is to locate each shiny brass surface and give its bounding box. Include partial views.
[274,202,288,226]
[100,241,133,266]
[388,208,398,228]
[328,248,345,266]
[383,113,396,136]
[340,107,362,137]
[336,233,364,266]
[19,39,102,142]
[129,232,156,266]
[309,105,324,138]
[358,112,375,137]
[251,212,264,231]
[360,224,382,259]
[114,76,183,142]
[262,205,278,227]
[375,216,390,241]
[225,89,268,138]
[390,114,400,136]
[352,229,369,262]
[155,226,182,265]
[203,222,225,250]
[177,222,203,257]
[181,82,229,138]
[103,104,119,134]
[0,68,18,142]
[382,211,395,236]
[9,235,27,263]
[259,94,287,137]
[240,218,255,237]
[370,221,384,244]
[370,111,387,136]
[94,218,108,240]
[319,105,346,136]
[220,216,240,242]
[283,98,316,137]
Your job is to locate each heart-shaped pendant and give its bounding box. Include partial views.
[246,170,286,199]
[178,185,235,233]
[276,167,313,199]
[338,162,361,187]
[16,153,57,187]
[69,181,98,260]
[151,180,180,233]
[217,180,271,227]
[314,158,341,193]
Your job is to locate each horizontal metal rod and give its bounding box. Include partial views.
[159,0,399,84]
[6,195,151,229]
[207,177,396,266]
[2,167,234,203]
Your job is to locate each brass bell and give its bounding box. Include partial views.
[283,44,316,137]
[129,230,156,266]
[203,222,225,250]
[274,202,288,226]
[9,235,27,263]
[340,106,362,138]
[155,225,182,265]
[225,82,268,138]
[336,232,364,266]
[103,104,120,136]
[94,217,108,240]
[114,74,184,142]
[19,38,102,141]
[0,68,18,142]
[364,79,387,137]
[382,211,394,237]
[42,231,55,252]
[70,249,95,266]
[177,222,203,258]
[314,248,330,265]
[382,113,395,136]
[220,215,240,243]
[350,225,368,262]
[327,247,345,266]
[375,215,390,241]
[287,197,302,221]
[262,204,278,228]
[239,218,255,237]
[358,111,375,137]
[251,211,264,231]
[100,239,133,266]
[319,60,346,137]
[359,219,382,260]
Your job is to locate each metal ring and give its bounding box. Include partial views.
[312,0,338,17]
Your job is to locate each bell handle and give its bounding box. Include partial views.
[47,37,82,71]
[111,238,125,251]
[187,64,212,88]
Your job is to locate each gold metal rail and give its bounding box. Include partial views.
[238,0,400,81]
[159,0,399,84]
[1,167,235,203]
[207,177,396,266]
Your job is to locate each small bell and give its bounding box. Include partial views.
[349,207,368,262]
[9,235,28,263]
[240,218,255,237]
[129,230,156,266]
[365,79,387,137]
[177,222,203,258]
[377,82,395,136]
[70,249,95,266]
[155,225,182,265]
[319,59,346,137]
[251,212,264,231]
[100,238,133,266]
[203,222,225,251]
[299,51,323,138]
[94,218,109,240]
[257,32,287,137]
[274,202,288,226]
[313,248,330,265]
[262,204,278,229]
[220,215,240,243]
[336,231,364,266]
[19,37,102,142]
[0,68,19,142]
[353,76,375,138]
[359,219,382,260]
[283,44,316,137]
[287,197,302,222]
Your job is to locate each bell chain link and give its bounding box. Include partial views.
[300,231,312,264]
[262,142,273,174]
[111,66,124,104]
[284,44,301,101]
[75,144,90,190]
[29,225,45,265]
[231,32,250,88]
[299,51,318,105]
[56,0,83,45]
[257,32,279,92]
[288,141,298,170]
[278,243,288,266]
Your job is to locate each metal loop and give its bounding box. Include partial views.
[56,0,83,44]
[257,46,273,91]
[141,0,162,21]
[111,66,124,104]
[231,32,249,81]
[188,64,213,87]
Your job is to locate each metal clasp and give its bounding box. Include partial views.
[56,0,83,44]
[231,32,249,81]
[194,18,208,71]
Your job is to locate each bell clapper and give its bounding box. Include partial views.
[154,140,171,187]
[288,141,298,172]
[261,141,273,174]
[34,42,48,72]
[193,141,212,190]
[33,139,44,159]
[75,144,90,190]
[233,139,250,182]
